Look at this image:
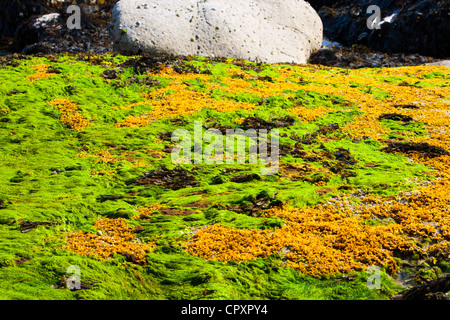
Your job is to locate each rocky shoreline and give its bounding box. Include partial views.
[309,39,444,69]
[0,1,449,302]
[0,0,448,68]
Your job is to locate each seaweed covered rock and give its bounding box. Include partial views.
[392,274,450,300]
[112,0,323,64]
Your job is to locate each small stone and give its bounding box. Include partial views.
[51,169,63,175]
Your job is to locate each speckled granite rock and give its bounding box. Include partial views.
[112,0,323,64]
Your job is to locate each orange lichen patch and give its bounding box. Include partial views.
[92,149,114,164]
[343,114,391,139]
[186,224,274,262]
[269,65,449,139]
[210,71,300,98]
[290,104,329,122]
[337,150,450,263]
[0,107,10,114]
[78,148,149,168]
[133,204,163,220]
[48,98,90,130]
[373,65,449,81]
[208,77,254,95]
[114,114,154,128]
[49,98,78,113]
[429,241,450,260]
[27,64,58,82]
[421,155,450,178]
[355,160,450,241]
[112,65,315,128]
[65,218,154,264]
[115,81,257,127]
[186,205,415,276]
[76,152,95,159]
[60,113,90,131]
[113,66,306,127]
[129,161,148,168]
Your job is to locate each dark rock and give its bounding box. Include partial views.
[230,173,262,183]
[98,194,124,202]
[378,113,414,122]
[118,252,141,265]
[395,104,421,110]
[51,168,63,175]
[240,116,296,131]
[18,219,55,233]
[313,0,449,59]
[135,165,200,190]
[0,0,116,54]
[0,0,48,38]
[14,257,32,265]
[7,89,27,96]
[222,190,282,216]
[382,141,450,158]
[309,42,439,69]
[391,274,450,300]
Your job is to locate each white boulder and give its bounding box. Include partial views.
[112,0,323,64]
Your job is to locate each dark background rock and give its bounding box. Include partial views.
[0,0,47,38]
[308,43,438,69]
[0,0,117,54]
[308,0,450,59]
[391,274,450,300]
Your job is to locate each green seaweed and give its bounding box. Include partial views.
[0,53,444,300]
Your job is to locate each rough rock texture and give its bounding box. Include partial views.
[391,274,450,300]
[308,44,439,69]
[0,0,116,54]
[112,0,323,64]
[307,0,450,59]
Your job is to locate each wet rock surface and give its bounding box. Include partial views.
[18,219,58,233]
[134,165,200,190]
[381,141,450,158]
[309,42,440,69]
[392,274,450,300]
[309,0,450,59]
